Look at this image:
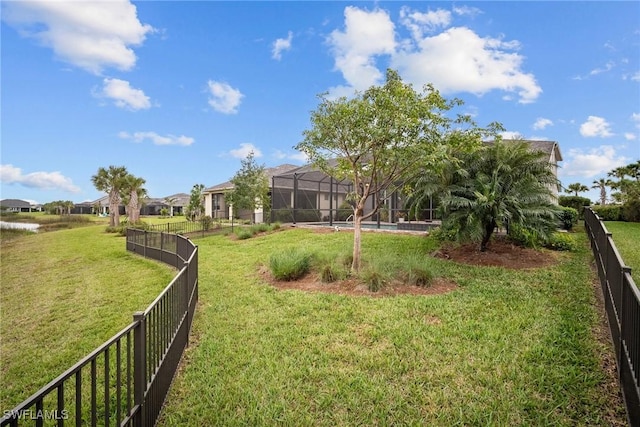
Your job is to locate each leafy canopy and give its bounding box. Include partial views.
[225,152,269,223]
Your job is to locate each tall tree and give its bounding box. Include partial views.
[564,182,589,196]
[186,184,205,221]
[296,69,501,272]
[91,166,128,227]
[121,174,147,223]
[591,178,611,206]
[432,140,560,252]
[225,151,269,224]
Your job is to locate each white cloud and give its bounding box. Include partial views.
[393,26,541,104]
[98,78,151,110]
[119,131,194,146]
[207,80,244,114]
[632,112,640,126]
[580,116,614,137]
[230,143,262,159]
[273,149,308,163]
[561,145,629,177]
[499,131,523,140]
[272,31,293,60]
[533,117,553,130]
[2,0,153,74]
[399,6,451,40]
[327,7,397,96]
[326,6,542,104]
[452,5,483,18]
[589,61,615,76]
[0,164,80,193]
[624,133,636,140]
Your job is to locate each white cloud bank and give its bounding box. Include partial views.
[98,78,151,110]
[326,5,541,103]
[533,118,553,130]
[119,131,194,146]
[207,80,244,114]
[0,164,80,193]
[272,31,293,60]
[560,145,629,178]
[229,143,262,159]
[2,0,154,74]
[580,116,614,138]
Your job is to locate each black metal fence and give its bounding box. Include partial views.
[1,229,198,427]
[584,208,639,426]
[147,219,232,238]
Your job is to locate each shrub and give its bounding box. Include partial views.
[334,201,353,221]
[269,249,313,281]
[558,196,592,219]
[235,228,254,240]
[544,232,578,252]
[429,224,458,242]
[360,266,388,292]
[200,215,213,231]
[318,262,347,283]
[558,206,578,230]
[591,205,623,221]
[402,259,434,287]
[622,199,640,222]
[507,224,542,249]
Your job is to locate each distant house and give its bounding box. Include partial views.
[88,193,190,217]
[203,164,299,222]
[0,199,34,212]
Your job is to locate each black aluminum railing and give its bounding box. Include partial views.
[584,208,639,426]
[1,229,198,426]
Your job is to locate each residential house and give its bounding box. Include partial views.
[0,199,35,212]
[203,164,299,223]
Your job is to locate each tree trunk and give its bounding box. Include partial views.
[351,203,365,273]
[109,189,120,227]
[129,190,139,223]
[480,220,495,252]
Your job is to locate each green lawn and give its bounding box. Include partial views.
[0,224,176,409]
[0,225,627,425]
[157,229,625,426]
[605,221,640,284]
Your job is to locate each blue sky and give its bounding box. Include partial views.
[1,1,639,205]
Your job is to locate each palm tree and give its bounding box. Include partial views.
[564,182,589,196]
[435,140,559,251]
[91,166,128,227]
[164,196,177,217]
[121,174,147,223]
[591,178,610,206]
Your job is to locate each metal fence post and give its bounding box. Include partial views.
[133,311,146,427]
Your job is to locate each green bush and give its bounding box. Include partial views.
[360,266,388,292]
[558,196,592,219]
[558,206,578,230]
[544,232,578,252]
[235,228,254,240]
[507,224,542,249]
[622,199,640,222]
[318,262,347,283]
[402,262,433,287]
[334,201,353,221]
[269,249,313,281]
[591,205,623,221]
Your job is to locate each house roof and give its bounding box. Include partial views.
[204,164,299,193]
[486,139,563,162]
[0,199,32,208]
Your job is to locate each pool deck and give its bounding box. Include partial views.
[294,220,440,235]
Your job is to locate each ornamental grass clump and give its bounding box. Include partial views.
[269,249,313,281]
[402,258,434,287]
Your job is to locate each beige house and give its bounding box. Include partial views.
[203,139,562,224]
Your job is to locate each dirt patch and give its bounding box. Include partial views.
[259,231,557,297]
[433,236,558,269]
[259,265,459,297]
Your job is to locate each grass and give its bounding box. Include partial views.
[0,224,176,409]
[604,221,640,284]
[155,229,625,426]
[0,224,626,425]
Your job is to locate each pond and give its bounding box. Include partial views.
[0,221,40,232]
